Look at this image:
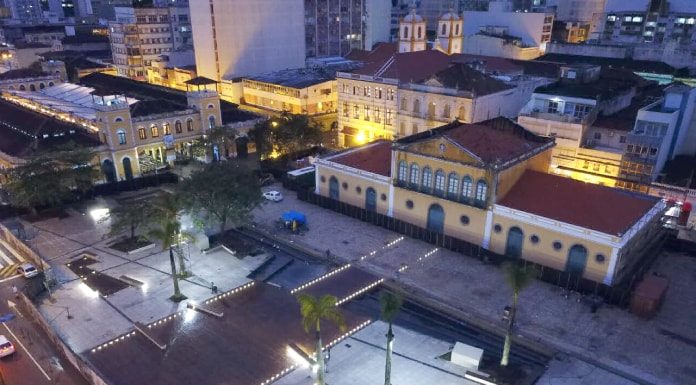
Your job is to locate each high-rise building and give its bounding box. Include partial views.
[6,0,43,22]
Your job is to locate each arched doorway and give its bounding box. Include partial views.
[122,157,133,181]
[101,159,116,183]
[505,226,524,258]
[365,187,377,212]
[329,176,339,200]
[566,245,588,275]
[427,204,445,233]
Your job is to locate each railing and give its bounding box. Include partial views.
[519,108,597,125]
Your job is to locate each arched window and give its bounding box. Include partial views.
[434,170,445,196]
[441,23,446,35]
[403,26,409,39]
[207,104,214,109]
[29,84,36,91]
[411,123,418,135]
[455,24,460,35]
[566,245,588,275]
[19,85,25,91]
[461,175,473,200]
[163,122,171,135]
[409,163,420,188]
[475,179,487,204]
[443,104,451,118]
[427,102,436,118]
[114,117,123,122]
[208,116,216,129]
[413,99,421,114]
[151,125,159,137]
[48,82,54,86]
[175,120,182,133]
[186,119,193,131]
[39,83,45,89]
[447,172,459,199]
[427,204,445,233]
[401,97,408,111]
[138,127,147,140]
[397,160,408,183]
[365,187,377,212]
[399,122,406,136]
[417,26,422,39]
[116,130,127,145]
[458,105,466,120]
[421,167,433,192]
[329,176,339,200]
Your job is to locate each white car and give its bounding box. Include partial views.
[16,263,38,278]
[0,335,15,358]
[263,191,283,202]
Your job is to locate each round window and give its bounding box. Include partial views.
[356,186,362,194]
[553,241,563,251]
[406,200,414,209]
[342,182,348,190]
[493,224,502,233]
[320,176,326,183]
[380,193,387,201]
[460,215,470,225]
[530,235,539,244]
[596,254,606,263]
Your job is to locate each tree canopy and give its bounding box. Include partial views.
[250,112,324,160]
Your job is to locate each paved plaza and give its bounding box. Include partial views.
[253,185,696,385]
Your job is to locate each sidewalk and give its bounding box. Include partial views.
[253,185,696,385]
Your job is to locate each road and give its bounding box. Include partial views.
[0,278,87,385]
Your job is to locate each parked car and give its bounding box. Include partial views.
[262,191,283,202]
[0,335,15,358]
[16,263,38,278]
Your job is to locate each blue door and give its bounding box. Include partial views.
[365,187,377,212]
[427,204,445,233]
[122,157,133,181]
[505,227,524,258]
[329,176,339,200]
[566,245,588,275]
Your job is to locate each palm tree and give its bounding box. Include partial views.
[149,193,191,302]
[297,293,346,385]
[500,262,537,367]
[380,291,403,385]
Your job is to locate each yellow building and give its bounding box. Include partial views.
[314,118,665,286]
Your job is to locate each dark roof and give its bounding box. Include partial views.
[475,31,526,45]
[39,49,113,61]
[534,68,642,100]
[328,140,393,177]
[0,99,100,158]
[429,63,512,96]
[79,73,257,123]
[0,67,46,80]
[246,67,336,89]
[536,53,684,75]
[593,84,665,132]
[499,170,660,235]
[85,269,376,385]
[61,34,109,44]
[185,76,217,86]
[13,42,51,49]
[397,118,554,166]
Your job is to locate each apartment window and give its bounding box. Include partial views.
[461,176,473,199]
[447,172,459,198]
[175,121,182,133]
[619,135,627,143]
[412,123,418,135]
[417,26,422,39]
[627,144,634,153]
[413,99,421,114]
[409,163,420,187]
[151,125,159,137]
[376,88,383,99]
[574,104,592,118]
[398,161,408,182]
[117,130,127,145]
[364,105,370,121]
[547,100,559,113]
[649,147,658,157]
[475,180,487,203]
[583,160,589,169]
[187,119,194,132]
[442,104,451,119]
[343,102,349,117]
[343,84,349,93]
[399,122,406,136]
[593,163,600,172]
[422,167,433,190]
[353,105,360,119]
[401,97,408,111]
[594,132,602,140]
[386,109,393,125]
[163,122,171,135]
[388,89,395,100]
[353,86,357,95]
[138,127,146,140]
[375,108,381,123]
[434,170,445,195]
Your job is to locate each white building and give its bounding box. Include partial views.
[546,0,606,22]
[462,0,554,49]
[189,0,305,82]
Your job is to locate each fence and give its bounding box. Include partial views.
[297,189,664,307]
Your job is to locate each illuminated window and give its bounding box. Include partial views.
[187,119,193,131]
[434,170,445,195]
[422,167,433,190]
[409,163,419,187]
[447,172,459,198]
[138,127,146,140]
[163,122,171,135]
[475,180,487,202]
[151,125,159,137]
[397,161,408,182]
[461,176,472,199]
[175,120,182,133]
[117,130,127,145]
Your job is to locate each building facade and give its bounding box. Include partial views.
[314,118,665,286]
[462,1,554,49]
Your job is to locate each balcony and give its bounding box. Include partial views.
[519,107,597,126]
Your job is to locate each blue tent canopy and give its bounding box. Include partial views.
[281,211,306,225]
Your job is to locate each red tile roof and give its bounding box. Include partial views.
[328,140,392,177]
[499,170,660,235]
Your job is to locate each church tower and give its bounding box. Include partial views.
[399,4,426,53]
[435,9,463,55]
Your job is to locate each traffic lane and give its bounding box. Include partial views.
[0,278,88,385]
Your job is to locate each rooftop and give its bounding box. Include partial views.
[593,85,665,132]
[428,62,512,96]
[397,118,554,166]
[0,98,100,158]
[534,68,642,100]
[536,53,685,75]
[327,140,393,177]
[499,170,660,235]
[0,67,47,80]
[246,67,338,89]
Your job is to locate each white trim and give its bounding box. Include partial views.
[314,168,320,194]
[482,210,493,249]
[388,183,395,217]
[604,247,619,285]
[314,159,391,184]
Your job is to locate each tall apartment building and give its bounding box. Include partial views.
[109,5,192,80]
[6,0,43,22]
[305,0,390,57]
[463,1,554,48]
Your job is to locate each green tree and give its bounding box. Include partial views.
[101,199,153,242]
[249,112,324,160]
[297,293,346,385]
[380,291,403,385]
[5,143,96,215]
[180,161,262,235]
[500,262,536,367]
[148,193,191,301]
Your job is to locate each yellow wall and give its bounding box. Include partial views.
[496,149,552,200]
[316,165,390,215]
[488,214,614,283]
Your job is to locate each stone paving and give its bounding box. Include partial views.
[22,199,268,354]
[254,185,696,385]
